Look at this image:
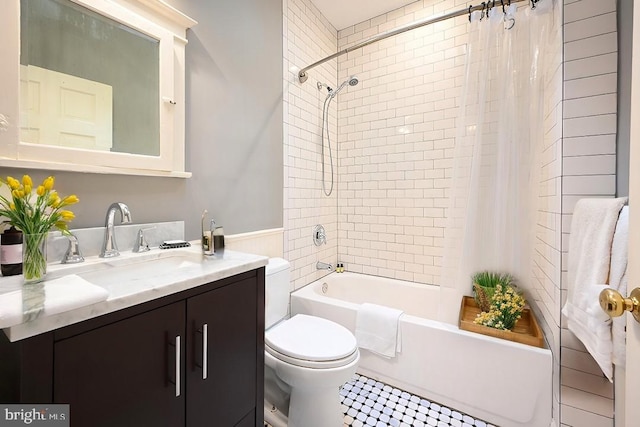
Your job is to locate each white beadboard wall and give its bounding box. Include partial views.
[560,0,618,426]
[283,0,340,289]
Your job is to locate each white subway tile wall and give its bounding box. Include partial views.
[530,0,564,423]
[560,0,618,426]
[283,0,340,289]
[336,0,470,284]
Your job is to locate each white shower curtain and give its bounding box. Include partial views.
[441,1,556,306]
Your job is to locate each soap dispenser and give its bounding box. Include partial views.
[213,225,225,252]
[201,210,215,256]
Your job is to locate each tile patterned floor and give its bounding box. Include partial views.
[340,374,496,427]
[266,373,497,427]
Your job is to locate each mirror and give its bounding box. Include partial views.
[21,0,160,156]
[0,0,196,177]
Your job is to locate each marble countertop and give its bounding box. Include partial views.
[0,244,267,342]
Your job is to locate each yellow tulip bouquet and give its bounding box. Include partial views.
[0,175,79,282]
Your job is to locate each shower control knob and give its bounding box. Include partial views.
[313,224,327,246]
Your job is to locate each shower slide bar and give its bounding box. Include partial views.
[297,0,530,83]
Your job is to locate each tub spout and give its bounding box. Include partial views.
[316,261,334,271]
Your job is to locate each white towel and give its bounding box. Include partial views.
[561,197,627,381]
[0,274,109,328]
[611,206,629,368]
[355,302,403,358]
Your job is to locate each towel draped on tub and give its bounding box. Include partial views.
[355,302,403,358]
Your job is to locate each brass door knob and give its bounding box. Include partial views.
[599,288,640,323]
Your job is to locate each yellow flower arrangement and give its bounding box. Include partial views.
[0,175,79,282]
[473,283,526,331]
[0,175,78,235]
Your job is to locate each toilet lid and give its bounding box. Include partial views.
[266,314,357,362]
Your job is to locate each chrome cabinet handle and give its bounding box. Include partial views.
[202,324,208,380]
[175,335,181,397]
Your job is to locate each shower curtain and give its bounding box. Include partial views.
[441,0,557,306]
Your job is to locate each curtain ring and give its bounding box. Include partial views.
[501,0,506,14]
[469,5,473,22]
[505,16,515,30]
[480,2,486,20]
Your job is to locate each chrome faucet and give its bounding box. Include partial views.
[100,202,132,258]
[316,261,334,271]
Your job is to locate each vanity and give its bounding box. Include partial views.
[0,247,267,427]
[0,0,267,422]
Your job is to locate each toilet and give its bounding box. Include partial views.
[264,258,359,427]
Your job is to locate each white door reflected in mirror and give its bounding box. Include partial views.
[20,65,113,152]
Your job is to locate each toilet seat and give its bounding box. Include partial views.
[266,314,358,369]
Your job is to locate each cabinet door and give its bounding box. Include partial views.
[54,302,186,427]
[187,278,258,427]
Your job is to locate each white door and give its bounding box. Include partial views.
[624,2,640,425]
[20,65,113,151]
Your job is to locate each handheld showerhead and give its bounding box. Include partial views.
[319,75,359,196]
[330,75,359,98]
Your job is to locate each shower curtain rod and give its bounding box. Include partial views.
[298,0,529,83]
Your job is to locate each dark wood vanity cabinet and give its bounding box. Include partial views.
[0,268,265,427]
[186,277,259,426]
[55,300,186,426]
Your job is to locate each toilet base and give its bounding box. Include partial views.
[264,350,359,427]
[288,386,343,427]
[264,400,288,427]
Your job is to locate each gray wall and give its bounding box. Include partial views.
[2,0,283,240]
[617,0,632,197]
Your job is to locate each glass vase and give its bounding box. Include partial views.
[23,233,48,284]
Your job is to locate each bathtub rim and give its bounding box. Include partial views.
[295,271,550,353]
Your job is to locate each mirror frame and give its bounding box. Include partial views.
[0,0,196,177]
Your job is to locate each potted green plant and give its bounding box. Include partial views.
[471,271,514,312]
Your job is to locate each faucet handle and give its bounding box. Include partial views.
[133,227,155,253]
[62,233,84,264]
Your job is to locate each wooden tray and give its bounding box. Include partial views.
[459,296,545,348]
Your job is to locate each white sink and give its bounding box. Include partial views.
[45,248,211,298]
[79,251,202,285]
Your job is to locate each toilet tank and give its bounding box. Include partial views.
[265,258,292,329]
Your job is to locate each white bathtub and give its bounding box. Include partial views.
[291,272,552,427]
